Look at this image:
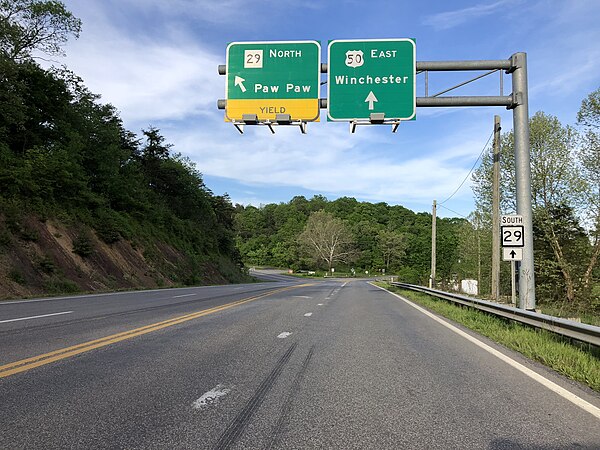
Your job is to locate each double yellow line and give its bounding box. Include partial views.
[0,284,312,379]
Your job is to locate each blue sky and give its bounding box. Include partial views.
[54,0,600,218]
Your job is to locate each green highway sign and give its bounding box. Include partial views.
[225,40,321,122]
[327,39,416,121]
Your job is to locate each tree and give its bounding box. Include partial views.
[533,204,589,303]
[1,0,81,62]
[577,87,600,129]
[378,229,407,270]
[233,197,462,283]
[576,88,600,298]
[298,210,356,272]
[471,110,594,304]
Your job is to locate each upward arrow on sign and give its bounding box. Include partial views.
[365,91,378,110]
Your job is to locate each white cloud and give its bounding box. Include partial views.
[525,3,600,99]
[53,0,533,217]
[113,0,326,26]
[531,47,600,98]
[118,0,254,25]
[423,0,515,30]
[61,22,221,124]
[171,118,485,208]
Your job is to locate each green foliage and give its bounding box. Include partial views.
[72,232,93,257]
[377,229,407,269]
[0,226,11,248]
[18,224,38,241]
[577,87,600,129]
[0,0,245,292]
[44,276,79,294]
[37,255,55,273]
[234,196,462,284]
[94,209,124,243]
[298,210,357,271]
[8,268,25,284]
[0,0,81,62]
[471,100,600,309]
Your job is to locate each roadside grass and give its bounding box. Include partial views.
[380,283,600,393]
[537,305,600,328]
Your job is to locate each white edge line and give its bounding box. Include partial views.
[371,283,600,421]
[0,311,73,324]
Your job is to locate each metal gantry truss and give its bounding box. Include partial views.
[217,52,536,310]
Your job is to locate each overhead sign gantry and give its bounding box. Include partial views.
[217,43,536,311]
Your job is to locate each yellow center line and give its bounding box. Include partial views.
[0,284,313,379]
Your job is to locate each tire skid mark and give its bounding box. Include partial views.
[214,342,298,450]
[0,285,312,378]
[266,345,315,450]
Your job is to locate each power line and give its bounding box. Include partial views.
[438,203,468,219]
[439,131,493,206]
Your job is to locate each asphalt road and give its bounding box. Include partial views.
[1,276,599,449]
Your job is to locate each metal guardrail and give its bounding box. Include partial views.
[389,282,600,347]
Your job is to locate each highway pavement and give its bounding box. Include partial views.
[1,276,599,449]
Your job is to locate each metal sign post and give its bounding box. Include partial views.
[401,55,536,310]
[510,53,536,311]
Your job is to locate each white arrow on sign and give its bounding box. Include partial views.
[365,91,378,110]
[234,76,247,93]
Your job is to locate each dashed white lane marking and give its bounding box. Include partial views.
[192,384,231,410]
[304,312,313,317]
[317,303,324,306]
[172,293,195,298]
[293,296,312,299]
[0,286,226,305]
[277,332,292,339]
[372,283,600,421]
[342,282,347,287]
[0,311,73,324]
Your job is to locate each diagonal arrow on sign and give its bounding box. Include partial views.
[234,76,246,93]
[365,91,378,110]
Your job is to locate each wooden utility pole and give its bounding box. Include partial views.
[430,200,437,288]
[491,115,501,301]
